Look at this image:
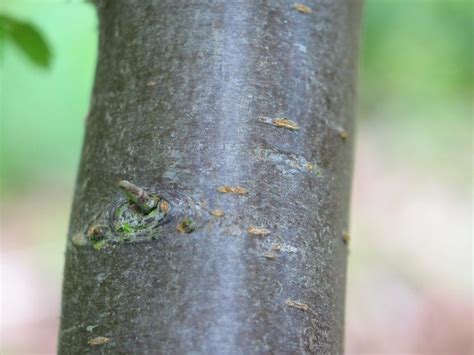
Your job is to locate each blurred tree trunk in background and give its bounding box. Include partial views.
[58,0,362,353]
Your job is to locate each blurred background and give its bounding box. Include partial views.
[0,0,472,353]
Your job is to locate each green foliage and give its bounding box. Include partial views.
[0,2,97,193]
[360,0,473,116]
[0,14,51,68]
[357,0,473,188]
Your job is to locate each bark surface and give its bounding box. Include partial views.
[59,0,362,353]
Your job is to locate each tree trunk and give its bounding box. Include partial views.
[58,0,362,353]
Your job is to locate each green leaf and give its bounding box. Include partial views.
[0,14,51,68]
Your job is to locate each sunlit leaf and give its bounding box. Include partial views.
[0,14,51,68]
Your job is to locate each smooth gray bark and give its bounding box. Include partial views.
[59,0,362,353]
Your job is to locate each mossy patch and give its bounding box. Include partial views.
[92,239,107,250]
[120,223,133,234]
